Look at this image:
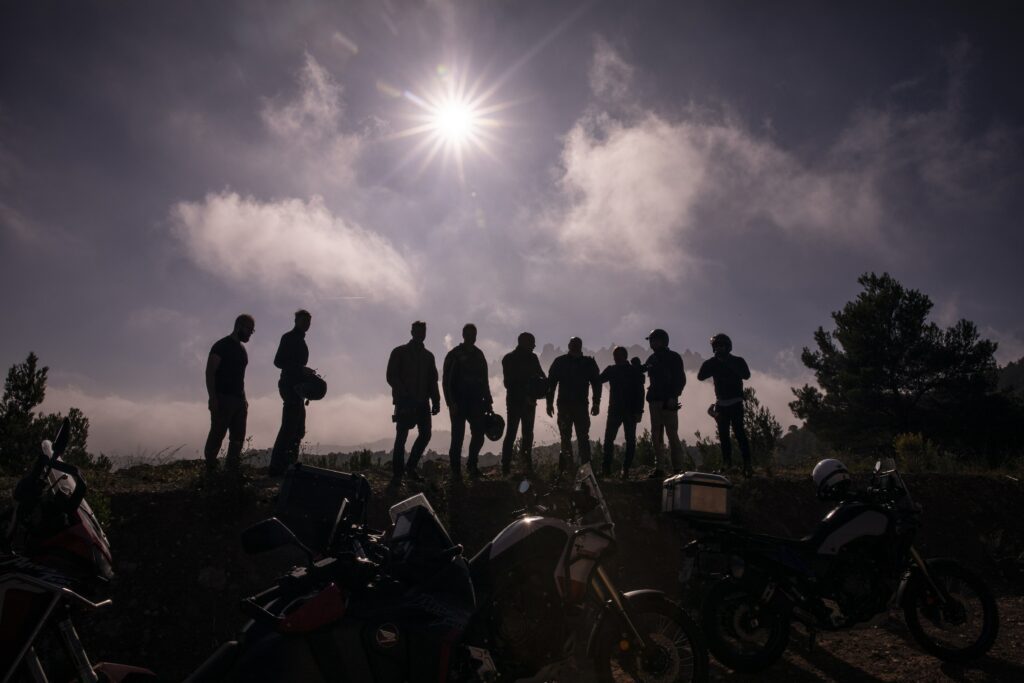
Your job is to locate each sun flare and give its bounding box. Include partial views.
[381,63,513,181]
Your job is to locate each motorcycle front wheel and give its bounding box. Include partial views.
[593,593,708,683]
[700,579,789,673]
[903,558,999,662]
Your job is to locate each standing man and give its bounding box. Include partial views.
[547,337,601,475]
[269,310,312,476]
[599,347,646,479]
[698,333,753,477]
[443,324,492,481]
[644,328,690,476]
[386,321,441,484]
[204,314,254,470]
[501,332,546,477]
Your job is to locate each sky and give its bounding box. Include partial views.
[2,0,1023,457]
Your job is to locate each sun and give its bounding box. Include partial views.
[380,63,513,181]
[433,100,479,147]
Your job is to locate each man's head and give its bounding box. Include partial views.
[568,337,583,356]
[234,314,255,343]
[613,346,628,364]
[411,320,427,343]
[463,323,478,345]
[710,333,733,358]
[647,328,669,351]
[294,309,312,333]
[517,332,536,351]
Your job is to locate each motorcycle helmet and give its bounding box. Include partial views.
[812,458,851,501]
[484,412,506,442]
[295,372,328,401]
[710,333,733,354]
[527,375,550,401]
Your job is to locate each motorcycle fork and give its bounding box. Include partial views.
[590,566,648,650]
[909,546,951,605]
[56,617,99,683]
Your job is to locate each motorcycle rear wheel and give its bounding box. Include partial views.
[700,579,789,673]
[903,558,999,662]
[593,593,708,683]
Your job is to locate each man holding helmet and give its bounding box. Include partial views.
[697,333,753,477]
[387,321,441,484]
[443,323,493,481]
[501,332,546,477]
[269,309,314,476]
[644,328,688,476]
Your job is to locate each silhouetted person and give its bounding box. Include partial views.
[501,332,546,476]
[547,337,601,474]
[267,310,312,476]
[204,314,254,470]
[644,328,689,476]
[698,333,752,477]
[599,347,645,479]
[387,321,441,484]
[443,324,492,480]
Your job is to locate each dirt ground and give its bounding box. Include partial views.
[3,462,1023,681]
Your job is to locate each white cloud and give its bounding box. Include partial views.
[170,191,418,306]
[262,52,344,140]
[547,39,1018,282]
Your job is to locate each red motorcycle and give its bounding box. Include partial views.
[1,419,154,682]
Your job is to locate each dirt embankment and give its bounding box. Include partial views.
[5,464,1024,681]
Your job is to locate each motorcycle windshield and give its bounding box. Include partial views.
[574,463,615,536]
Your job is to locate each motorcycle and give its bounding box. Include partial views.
[189,463,708,682]
[1,419,155,682]
[678,459,999,672]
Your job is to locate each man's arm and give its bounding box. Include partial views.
[502,354,513,390]
[442,351,455,407]
[736,356,751,380]
[429,354,441,413]
[697,359,713,381]
[386,347,401,391]
[546,358,560,415]
[590,359,602,404]
[599,366,612,384]
[205,353,221,411]
[273,334,291,370]
[676,353,687,395]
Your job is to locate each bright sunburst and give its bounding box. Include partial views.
[381,63,512,181]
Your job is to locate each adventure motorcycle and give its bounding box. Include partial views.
[189,463,708,682]
[1,419,154,682]
[678,459,999,672]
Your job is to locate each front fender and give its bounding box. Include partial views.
[897,556,958,608]
[93,662,157,682]
[585,589,676,656]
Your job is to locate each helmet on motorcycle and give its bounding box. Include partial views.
[484,412,506,442]
[710,333,733,354]
[812,458,851,501]
[295,371,328,401]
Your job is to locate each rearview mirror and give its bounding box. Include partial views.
[52,418,71,457]
[518,479,530,494]
[242,517,309,559]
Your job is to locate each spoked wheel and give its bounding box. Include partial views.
[700,579,789,673]
[594,593,708,683]
[903,558,999,662]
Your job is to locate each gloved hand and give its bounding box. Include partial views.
[546,403,554,418]
[431,401,440,416]
[590,401,600,417]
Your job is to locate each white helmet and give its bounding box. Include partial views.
[812,459,851,501]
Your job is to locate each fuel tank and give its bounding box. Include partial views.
[470,517,571,592]
[813,503,892,556]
